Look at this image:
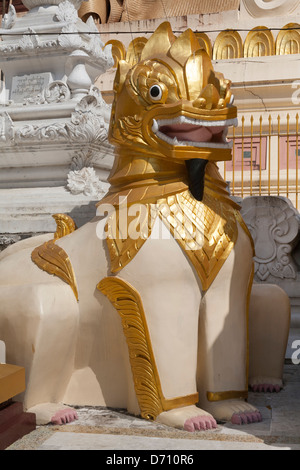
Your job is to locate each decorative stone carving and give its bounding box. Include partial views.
[44,81,71,103]
[1,4,17,30]
[23,80,71,105]
[241,196,300,282]
[70,148,99,170]
[242,0,300,17]
[13,87,110,144]
[12,73,52,104]
[55,0,80,22]
[22,0,83,10]
[0,0,113,234]
[67,146,110,198]
[0,113,14,142]
[0,3,113,67]
[18,28,41,52]
[0,235,21,252]
[67,167,110,197]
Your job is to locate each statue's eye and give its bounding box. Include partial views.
[149,84,163,101]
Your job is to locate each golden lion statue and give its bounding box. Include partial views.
[0,23,290,431]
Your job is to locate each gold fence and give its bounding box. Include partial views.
[221,113,300,209]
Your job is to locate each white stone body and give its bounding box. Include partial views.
[0,204,290,427]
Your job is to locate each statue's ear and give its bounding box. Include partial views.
[114,60,131,94]
[185,159,208,201]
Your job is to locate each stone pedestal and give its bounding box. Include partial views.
[0,0,113,245]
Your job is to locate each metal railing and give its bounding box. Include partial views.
[221,113,300,209]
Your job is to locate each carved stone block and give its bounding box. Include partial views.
[241,196,300,283]
[11,73,52,103]
[241,196,300,353]
[0,1,113,236]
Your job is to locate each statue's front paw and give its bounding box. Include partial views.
[204,399,262,425]
[51,407,78,425]
[249,376,283,393]
[184,414,217,432]
[27,402,78,425]
[231,410,262,425]
[156,405,217,432]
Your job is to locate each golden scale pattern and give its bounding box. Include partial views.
[105,179,243,292]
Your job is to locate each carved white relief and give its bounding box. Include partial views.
[1,4,16,30]
[0,235,21,250]
[242,0,300,17]
[67,167,110,198]
[58,24,83,49]
[0,112,14,142]
[70,148,99,170]
[0,38,57,55]
[18,28,41,51]
[23,81,71,106]
[0,2,113,69]
[55,0,79,23]
[22,0,85,10]
[44,81,71,103]
[47,81,70,103]
[241,196,300,282]
[14,86,110,144]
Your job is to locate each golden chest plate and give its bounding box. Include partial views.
[105,189,249,291]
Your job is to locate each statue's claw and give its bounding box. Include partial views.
[51,407,78,425]
[156,405,217,432]
[249,377,283,393]
[184,415,217,432]
[231,410,262,425]
[251,384,281,393]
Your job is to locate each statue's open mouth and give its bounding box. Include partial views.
[151,116,238,149]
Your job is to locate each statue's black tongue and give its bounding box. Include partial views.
[185,159,208,202]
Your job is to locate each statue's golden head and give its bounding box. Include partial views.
[109,22,237,161]
[108,22,237,200]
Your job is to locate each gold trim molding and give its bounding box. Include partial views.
[98,276,198,420]
[52,213,77,240]
[31,214,78,301]
[207,390,248,402]
[213,30,243,60]
[106,25,300,68]
[276,23,300,55]
[244,26,275,57]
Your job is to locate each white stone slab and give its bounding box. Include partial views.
[0,186,102,233]
[11,73,52,103]
[37,432,293,451]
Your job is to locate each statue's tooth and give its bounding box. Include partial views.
[223,128,229,142]
[152,119,158,133]
[173,137,179,145]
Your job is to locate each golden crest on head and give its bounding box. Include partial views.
[109,22,237,163]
